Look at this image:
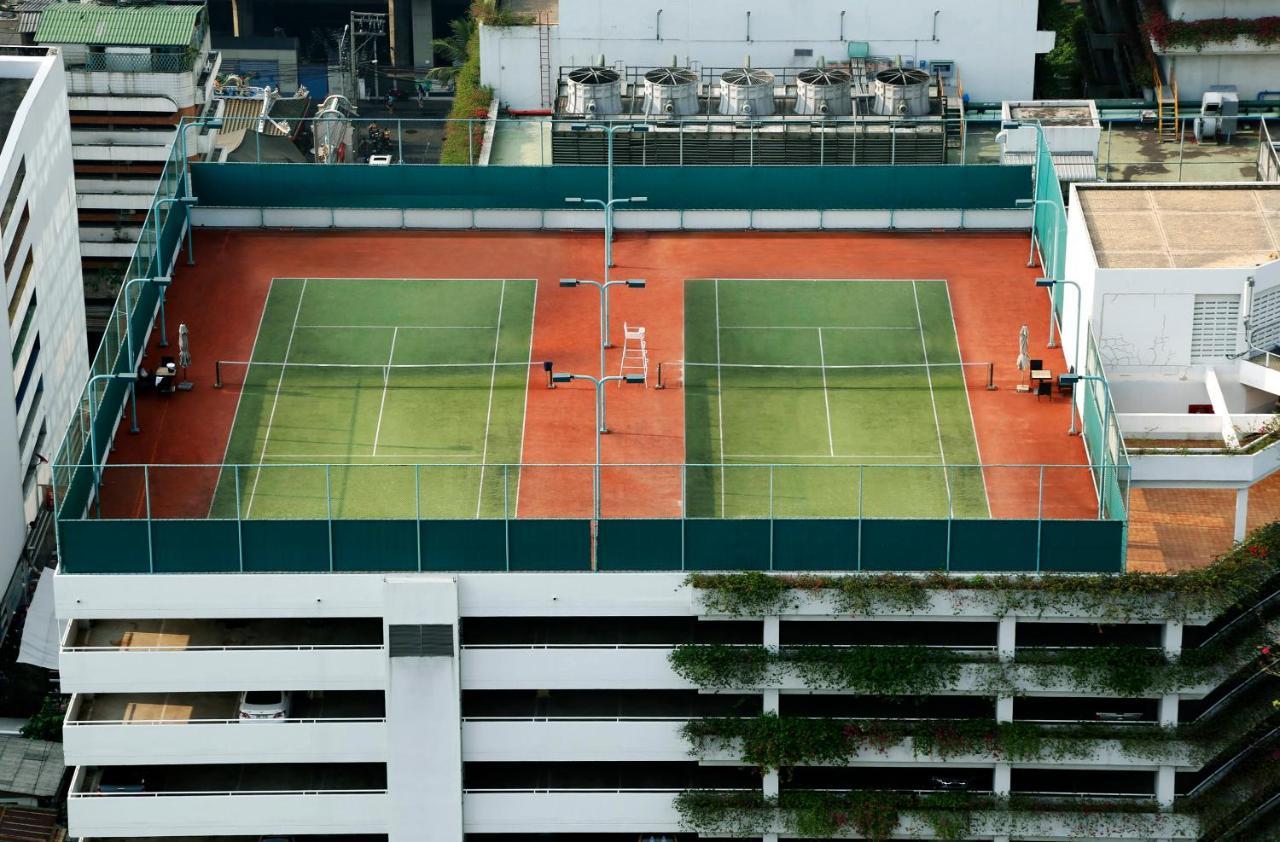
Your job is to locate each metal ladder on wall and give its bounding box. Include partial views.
[538,12,553,109]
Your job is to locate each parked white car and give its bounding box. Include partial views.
[237,690,293,721]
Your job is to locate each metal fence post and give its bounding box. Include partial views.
[415,466,422,572]
[468,119,474,164]
[326,464,334,572]
[144,466,154,573]
[234,467,243,572]
[1178,118,1186,180]
[857,465,864,571]
[397,119,404,163]
[504,464,511,573]
[768,465,775,571]
[1036,465,1045,572]
[680,464,686,571]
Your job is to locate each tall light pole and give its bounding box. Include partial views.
[1035,277,1084,435]
[565,195,647,270]
[560,274,645,376]
[1016,197,1066,348]
[1060,372,1113,519]
[122,275,172,434]
[86,372,138,500]
[550,371,646,518]
[569,123,652,258]
[153,195,198,273]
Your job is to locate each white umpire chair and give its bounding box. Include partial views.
[620,322,649,386]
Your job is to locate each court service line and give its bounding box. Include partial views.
[476,279,507,519]
[943,282,992,514]
[246,278,308,519]
[719,325,916,331]
[817,328,835,457]
[714,279,727,516]
[513,280,538,518]
[295,324,495,330]
[911,280,952,505]
[261,452,484,460]
[723,453,938,460]
[372,326,399,456]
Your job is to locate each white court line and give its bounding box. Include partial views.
[295,324,495,330]
[942,282,991,514]
[724,453,939,460]
[262,452,484,460]
[911,280,952,508]
[514,280,538,518]
[246,278,308,519]
[817,327,835,457]
[714,279,726,516]
[372,326,398,456]
[719,325,916,331]
[476,279,507,519]
[207,276,278,518]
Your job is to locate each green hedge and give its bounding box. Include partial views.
[439,31,491,165]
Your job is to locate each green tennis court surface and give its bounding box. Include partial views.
[210,278,536,519]
[684,279,989,519]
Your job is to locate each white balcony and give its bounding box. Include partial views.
[463,719,688,763]
[71,129,175,147]
[69,789,390,838]
[463,790,683,835]
[462,646,689,690]
[73,144,173,162]
[77,241,137,259]
[59,647,386,694]
[65,70,201,109]
[64,695,387,764]
[77,193,155,211]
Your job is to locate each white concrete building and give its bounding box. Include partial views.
[481,0,1057,110]
[1065,182,1280,535]
[33,2,218,278]
[0,47,86,630]
[1147,0,1280,100]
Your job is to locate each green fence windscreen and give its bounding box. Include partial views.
[190,163,1032,211]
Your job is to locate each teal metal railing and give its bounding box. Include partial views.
[55,461,1128,575]
[51,139,189,525]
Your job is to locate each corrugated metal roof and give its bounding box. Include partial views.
[1003,151,1100,183]
[0,736,63,798]
[36,3,202,47]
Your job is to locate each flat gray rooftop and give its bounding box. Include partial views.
[1077,185,1280,269]
[0,77,32,155]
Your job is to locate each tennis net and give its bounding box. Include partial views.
[659,360,997,390]
[213,359,548,389]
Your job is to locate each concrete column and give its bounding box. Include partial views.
[232,0,255,37]
[763,615,780,649]
[996,695,1014,723]
[1235,486,1250,542]
[1159,693,1180,727]
[1162,620,1183,660]
[993,762,1011,797]
[411,0,435,69]
[383,577,462,842]
[997,616,1017,661]
[1156,766,1176,810]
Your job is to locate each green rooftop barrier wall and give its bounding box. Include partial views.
[189,162,1033,211]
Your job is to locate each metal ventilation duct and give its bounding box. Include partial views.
[871,67,932,117]
[642,66,700,117]
[795,67,853,116]
[718,67,775,117]
[564,66,623,116]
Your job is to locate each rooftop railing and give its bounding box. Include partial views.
[54,461,1128,575]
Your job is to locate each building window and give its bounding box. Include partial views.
[3,204,29,278]
[17,380,43,456]
[6,250,33,325]
[10,291,35,367]
[14,336,39,409]
[0,159,24,234]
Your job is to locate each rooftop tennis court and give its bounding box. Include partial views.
[208,278,535,519]
[683,279,989,519]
